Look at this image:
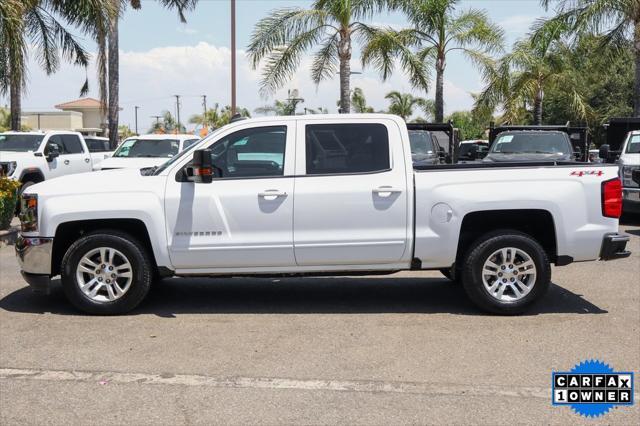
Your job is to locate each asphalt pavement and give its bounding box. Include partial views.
[0,223,638,425]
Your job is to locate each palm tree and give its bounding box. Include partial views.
[351,87,374,113]
[247,0,426,113]
[385,91,429,121]
[0,0,112,130]
[100,0,197,148]
[363,0,504,122]
[540,0,639,116]
[190,103,250,128]
[474,23,590,125]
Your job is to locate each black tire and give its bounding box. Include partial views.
[461,230,551,315]
[60,230,153,315]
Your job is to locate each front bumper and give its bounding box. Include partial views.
[600,233,631,261]
[15,235,53,293]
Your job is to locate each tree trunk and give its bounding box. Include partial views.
[338,31,352,114]
[107,16,119,149]
[9,77,21,131]
[533,87,543,125]
[634,20,640,117]
[435,57,445,123]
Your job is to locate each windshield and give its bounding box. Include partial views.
[490,133,571,155]
[626,134,640,153]
[153,129,226,175]
[113,138,179,158]
[0,134,44,152]
[408,130,435,155]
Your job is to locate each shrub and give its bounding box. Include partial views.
[0,177,21,229]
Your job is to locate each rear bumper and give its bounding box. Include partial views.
[600,233,631,261]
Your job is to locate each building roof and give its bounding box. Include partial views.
[55,97,102,110]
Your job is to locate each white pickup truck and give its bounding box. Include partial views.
[0,131,107,192]
[15,114,630,315]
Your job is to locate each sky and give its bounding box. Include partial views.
[1,0,553,133]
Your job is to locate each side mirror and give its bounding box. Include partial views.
[598,144,610,161]
[45,144,60,162]
[185,149,214,183]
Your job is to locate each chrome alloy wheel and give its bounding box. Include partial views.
[481,247,537,302]
[75,247,133,302]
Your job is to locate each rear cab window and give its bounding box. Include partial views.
[85,138,110,152]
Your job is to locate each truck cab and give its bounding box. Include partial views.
[0,131,95,191]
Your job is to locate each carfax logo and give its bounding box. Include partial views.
[552,360,634,417]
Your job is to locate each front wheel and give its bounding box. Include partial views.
[60,231,153,315]
[461,231,551,315]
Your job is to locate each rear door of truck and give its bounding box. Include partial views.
[292,117,411,266]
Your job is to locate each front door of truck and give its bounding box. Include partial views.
[164,123,296,270]
[293,119,410,266]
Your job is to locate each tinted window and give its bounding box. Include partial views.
[61,134,83,154]
[183,139,199,150]
[0,134,44,152]
[46,135,65,154]
[208,126,286,178]
[85,138,110,152]
[305,124,389,174]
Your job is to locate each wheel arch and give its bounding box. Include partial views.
[456,209,558,265]
[51,219,157,276]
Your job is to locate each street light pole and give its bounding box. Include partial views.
[134,106,139,135]
[231,0,237,115]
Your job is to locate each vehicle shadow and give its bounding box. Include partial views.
[0,276,607,317]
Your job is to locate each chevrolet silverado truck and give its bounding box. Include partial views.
[15,114,630,315]
[0,131,101,193]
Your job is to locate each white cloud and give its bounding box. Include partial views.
[3,42,476,131]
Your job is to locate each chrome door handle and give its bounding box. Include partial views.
[373,186,402,196]
[259,190,287,200]
[64,159,70,165]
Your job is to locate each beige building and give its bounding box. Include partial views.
[21,97,106,135]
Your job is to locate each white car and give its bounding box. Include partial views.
[618,130,640,214]
[16,114,630,315]
[457,139,489,162]
[0,131,100,193]
[96,134,200,170]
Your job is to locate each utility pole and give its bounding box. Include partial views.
[174,95,181,134]
[134,106,140,135]
[231,0,237,115]
[202,95,207,127]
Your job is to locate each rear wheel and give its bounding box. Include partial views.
[461,231,550,315]
[61,231,153,315]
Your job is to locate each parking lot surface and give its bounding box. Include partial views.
[1,224,639,425]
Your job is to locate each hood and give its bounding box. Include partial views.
[97,156,170,170]
[483,152,572,163]
[0,150,38,162]
[25,168,162,198]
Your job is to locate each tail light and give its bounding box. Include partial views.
[601,178,622,218]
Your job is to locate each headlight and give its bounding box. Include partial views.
[18,193,38,232]
[622,166,639,188]
[0,161,17,176]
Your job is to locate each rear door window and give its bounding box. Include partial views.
[304,123,390,175]
[61,134,84,154]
